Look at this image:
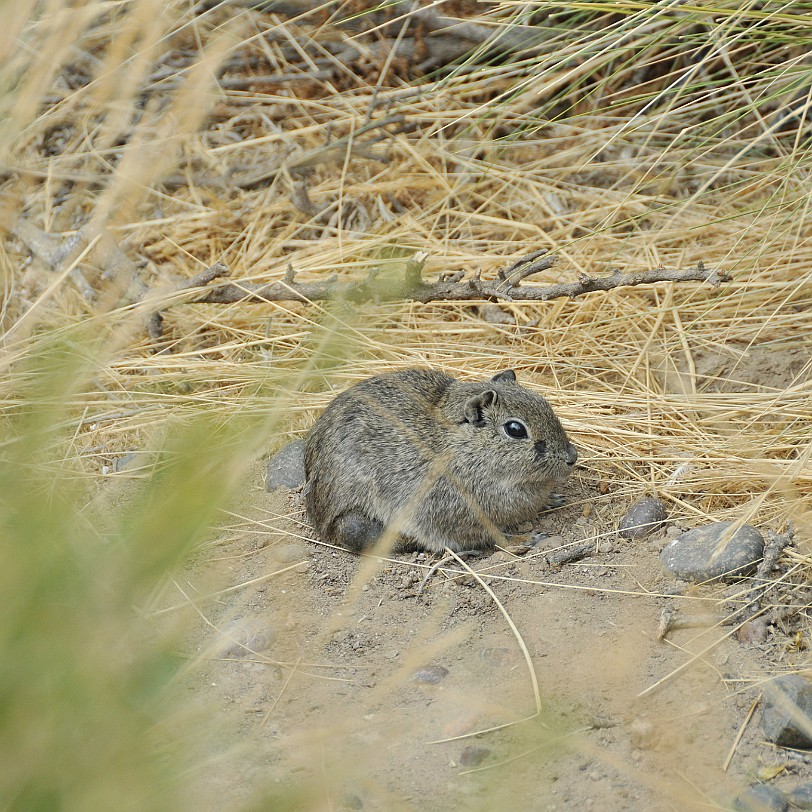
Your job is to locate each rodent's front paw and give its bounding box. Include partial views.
[546,492,567,509]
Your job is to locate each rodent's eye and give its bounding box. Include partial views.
[503,420,529,439]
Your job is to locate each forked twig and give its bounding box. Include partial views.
[177,253,729,307]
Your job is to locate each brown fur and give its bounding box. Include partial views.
[304,368,577,553]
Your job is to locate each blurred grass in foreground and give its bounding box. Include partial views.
[0,330,262,810]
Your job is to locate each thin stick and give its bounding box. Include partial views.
[638,619,746,698]
[429,712,541,745]
[187,258,729,306]
[722,695,760,772]
[262,657,302,728]
[446,547,542,716]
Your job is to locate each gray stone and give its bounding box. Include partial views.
[660,522,764,582]
[761,675,812,748]
[618,498,667,539]
[735,618,769,644]
[113,452,140,472]
[272,542,308,564]
[342,793,363,810]
[788,782,812,809]
[459,745,491,767]
[733,785,788,812]
[412,665,449,685]
[479,647,519,668]
[216,618,276,658]
[265,439,306,491]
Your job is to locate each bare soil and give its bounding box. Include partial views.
[167,348,811,812]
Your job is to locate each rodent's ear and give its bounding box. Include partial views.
[463,389,497,427]
[491,369,517,385]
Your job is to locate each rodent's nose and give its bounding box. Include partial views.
[565,444,578,467]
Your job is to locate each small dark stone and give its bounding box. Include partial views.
[342,793,363,810]
[733,784,788,812]
[265,439,306,491]
[761,675,812,748]
[412,665,449,685]
[660,521,764,582]
[788,782,812,809]
[459,745,491,767]
[618,498,667,539]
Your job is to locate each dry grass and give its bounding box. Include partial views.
[1,0,811,808]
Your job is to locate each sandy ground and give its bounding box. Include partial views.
[165,346,811,812]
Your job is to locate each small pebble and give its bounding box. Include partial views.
[660,521,764,582]
[629,718,658,750]
[736,618,769,644]
[265,439,306,491]
[459,746,491,767]
[113,451,143,473]
[479,303,514,324]
[788,782,812,809]
[761,675,812,748]
[479,647,519,668]
[596,540,613,554]
[733,784,788,812]
[342,793,363,810]
[412,665,449,685]
[273,542,308,564]
[618,498,667,539]
[216,618,276,658]
[589,714,615,730]
[442,712,479,739]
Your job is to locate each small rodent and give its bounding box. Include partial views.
[304,368,577,554]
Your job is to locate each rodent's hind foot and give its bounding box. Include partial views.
[330,512,384,553]
[502,531,543,556]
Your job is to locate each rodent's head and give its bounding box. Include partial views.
[448,369,577,484]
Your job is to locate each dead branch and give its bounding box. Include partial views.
[232,114,409,189]
[726,523,796,624]
[179,260,231,291]
[181,253,729,307]
[146,261,232,342]
[544,540,596,567]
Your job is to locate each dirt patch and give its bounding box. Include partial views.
[165,453,810,811]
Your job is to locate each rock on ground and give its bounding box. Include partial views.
[733,784,788,812]
[618,497,667,539]
[761,674,812,748]
[659,521,764,581]
[265,439,306,491]
[788,782,812,810]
